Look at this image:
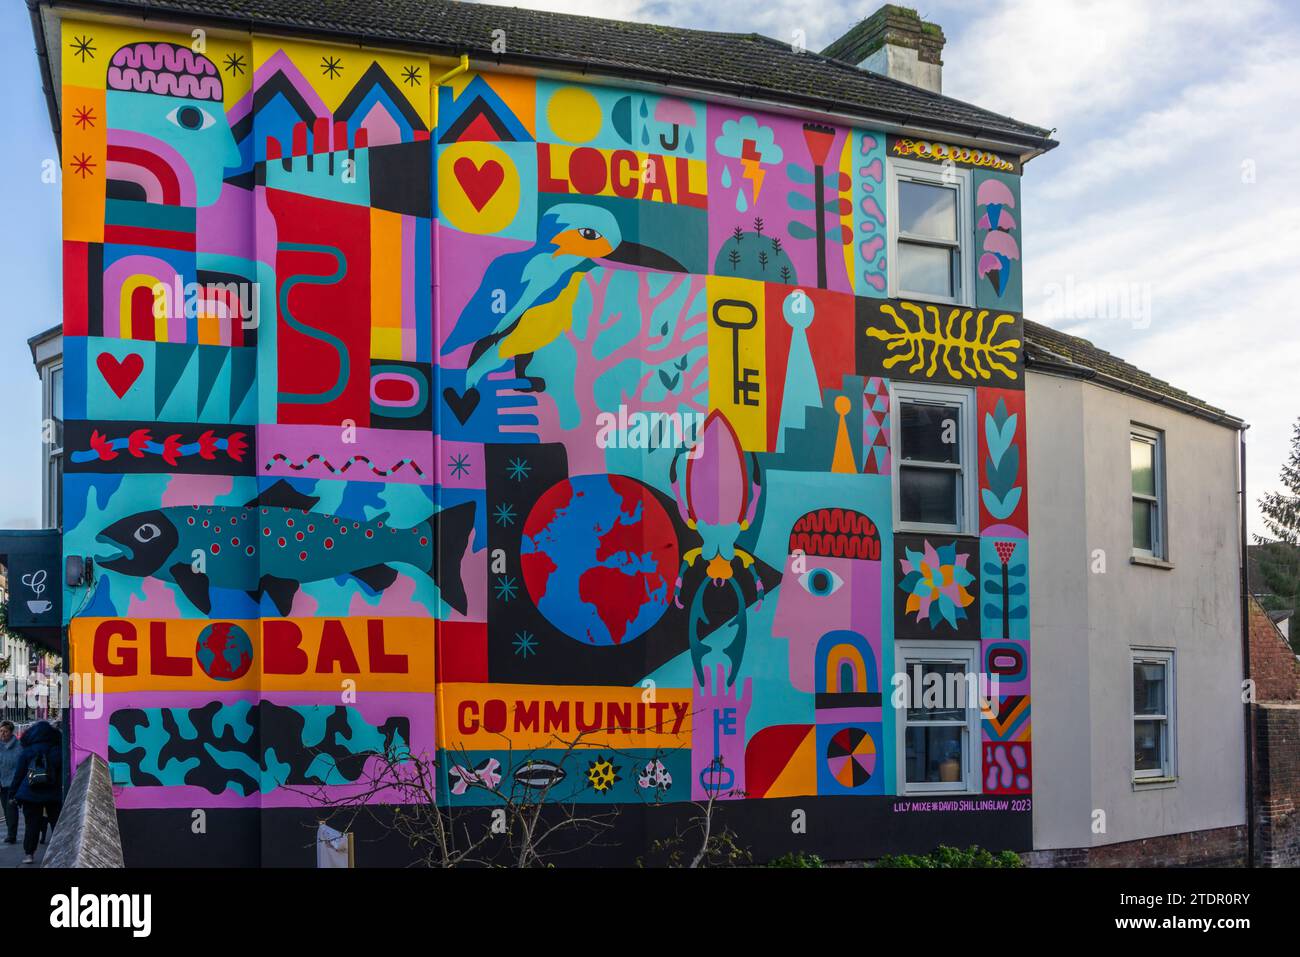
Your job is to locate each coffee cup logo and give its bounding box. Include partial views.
[22,569,52,615]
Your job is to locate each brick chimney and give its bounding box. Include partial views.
[821,5,946,94]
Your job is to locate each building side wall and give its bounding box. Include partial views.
[57,15,1033,865]
[1026,373,1093,850]
[1030,370,1245,857]
[1080,383,1245,845]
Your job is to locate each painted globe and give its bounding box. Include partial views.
[520,475,678,646]
[195,622,255,681]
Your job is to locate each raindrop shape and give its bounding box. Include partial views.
[736,190,748,213]
[685,131,694,153]
[641,127,650,145]
[721,165,732,188]
[639,100,649,118]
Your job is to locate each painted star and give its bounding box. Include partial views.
[70,35,96,62]
[70,153,96,178]
[494,576,519,602]
[448,453,470,479]
[72,106,96,130]
[321,55,343,79]
[401,65,422,86]
[223,53,246,76]
[506,457,531,482]
[492,503,517,527]
[512,631,537,658]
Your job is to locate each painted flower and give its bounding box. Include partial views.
[899,540,975,630]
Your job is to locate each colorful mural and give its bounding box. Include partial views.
[60,20,1032,865]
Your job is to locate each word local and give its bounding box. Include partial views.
[538,144,707,208]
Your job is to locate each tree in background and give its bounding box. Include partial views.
[1256,416,1300,652]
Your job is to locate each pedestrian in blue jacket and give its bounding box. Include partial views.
[0,722,21,844]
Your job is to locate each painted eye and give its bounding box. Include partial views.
[577,228,602,241]
[798,567,843,597]
[134,523,161,544]
[166,105,215,131]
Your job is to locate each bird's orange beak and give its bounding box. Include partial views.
[551,229,614,259]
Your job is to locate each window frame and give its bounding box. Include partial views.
[895,641,982,795]
[890,381,977,535]
[42,361,63,530]
[887,157,974,305]
[1130,424,1166,560]
[1131,647,1176,781]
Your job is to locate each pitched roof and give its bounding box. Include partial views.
[35,0,1056,153]
[1024,319,1243,427]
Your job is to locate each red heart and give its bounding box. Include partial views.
[453,157,504,212]
[97,352,144,399]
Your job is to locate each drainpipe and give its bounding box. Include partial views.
[26,0,61,151]
[430,55,470,131]
[427,50,470,425]
[428,53,469,352]
[428,55,468,816]
[61,623,71,798]
[1239,428,1254,867]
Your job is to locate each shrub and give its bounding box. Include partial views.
[766,852,825,868]
[874,845,1023,868]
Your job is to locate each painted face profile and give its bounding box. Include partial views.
[771,507,883,694]
[106,42,239,207]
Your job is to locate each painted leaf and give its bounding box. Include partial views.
[982,487,1022,520]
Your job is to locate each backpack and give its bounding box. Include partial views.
[26,752,50,789]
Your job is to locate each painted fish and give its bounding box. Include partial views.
[95,480,475,617]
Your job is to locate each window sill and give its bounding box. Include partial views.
[896,524,972,537]
[1132,776,1177,791]
[1130,554,1174,571]
[893,293,975,310]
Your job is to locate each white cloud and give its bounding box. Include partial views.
[1001,2,1300,533]
[943,0,1276,132]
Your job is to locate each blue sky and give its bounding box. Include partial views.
[1,0,1295,533]
[0,0,61,527]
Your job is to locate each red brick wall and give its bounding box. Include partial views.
[1249,598,1300,701]
[1254,703,1300,867]
[1248,598,1300,866]
[1026,827,1247,868]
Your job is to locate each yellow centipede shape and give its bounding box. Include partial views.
[865,303,1021,382]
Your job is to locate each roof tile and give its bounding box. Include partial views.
[56,0,1056,149]
[1024,319,1239,423]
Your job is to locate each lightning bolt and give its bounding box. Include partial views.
[740,139,765,203]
